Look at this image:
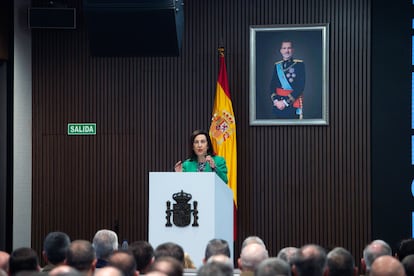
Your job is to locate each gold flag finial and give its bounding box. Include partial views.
[218,47,225,57]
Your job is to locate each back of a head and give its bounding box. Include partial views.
[277,247,299,265]
[9,247,39,275]
[293,244,327,276]
[204,239,230,261]
[327,247,355,276]
[363,240,392,271]
[43,231,71,265]
[207,254,234,269]
[66,240,96,272]
[197,261,233,276]
[402,254,414,276]
[149,256,184,276]
[49,265,82,276]
[108,251,137,276]
[146,272,169,276]
[370,255,405,276]
[241,236,266,249]
[129,240,154,272]
[94,266,123,276]
[92,229,119,259]
[398,238,414,261]
[0,251,10,271]
[240,243,269,272]
[154,242,185,265]
[255,257,291,276]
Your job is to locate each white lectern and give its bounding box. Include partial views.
[148,172,233,268]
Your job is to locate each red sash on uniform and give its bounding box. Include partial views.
[276,88,302,108]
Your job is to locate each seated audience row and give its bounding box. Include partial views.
[2,231,414,276]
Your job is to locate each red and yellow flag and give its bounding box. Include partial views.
[209,48,237,239]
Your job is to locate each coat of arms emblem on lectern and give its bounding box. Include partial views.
[165,190,199,227]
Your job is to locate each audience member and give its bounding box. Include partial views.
[370,255,405,276]
[203,239,230,264]
[197,261,233,276]
[277,247,299,265]
[94,266,123,276]
[149,256,183,276]
[327,247,357,276]
[241,236,266,249]
[184,253,196,269]
[154,242,185,266]
[65,240,96,276]
[129,240,154,273]
[238,243,269,275]
[9,247,40,275]
[41,231,71,272]
[207,254,234,269]
[11,233,408,276]
[292,244,327,276]
[145,271,168,276]
[108,250,138,276]
[49,265,81,276]
[0,251,9,271]
[92,229,119,268]
[361,240,392,275]
[255,257,291,276]
[397,238,414,261]
[402,255,414,276]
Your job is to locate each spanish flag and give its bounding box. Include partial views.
[209,47,237,239]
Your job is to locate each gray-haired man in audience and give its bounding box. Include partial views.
[361,240,392,275]
[256,257,291,276]
[92,229,118,268]
[238,243,269,275]
[277,247,299,266]
[327,247,358,276]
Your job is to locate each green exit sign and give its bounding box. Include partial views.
[67,123,96,135]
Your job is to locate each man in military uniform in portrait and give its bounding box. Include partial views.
[269,40,305,119]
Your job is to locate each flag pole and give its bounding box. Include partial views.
[218,46,225,57]
[210,45,238,243]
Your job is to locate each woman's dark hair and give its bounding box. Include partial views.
[189,129,215,160]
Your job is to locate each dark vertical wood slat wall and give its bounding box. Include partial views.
[31,0,371,265]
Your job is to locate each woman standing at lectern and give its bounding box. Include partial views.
[174,129,228,184]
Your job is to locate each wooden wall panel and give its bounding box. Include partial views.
[31,0,371,266]
[0,1,10,60]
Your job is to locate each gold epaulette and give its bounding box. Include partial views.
[293,59,303,62]
[275,60,283,65]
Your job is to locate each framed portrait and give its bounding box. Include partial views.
[249,24,329,125]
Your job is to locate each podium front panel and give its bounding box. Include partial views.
[148,172,233,268]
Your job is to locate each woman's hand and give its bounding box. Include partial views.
[205,155,216,170]
[174,161,183,172]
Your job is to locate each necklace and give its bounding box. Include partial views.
[197,162,206,172]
